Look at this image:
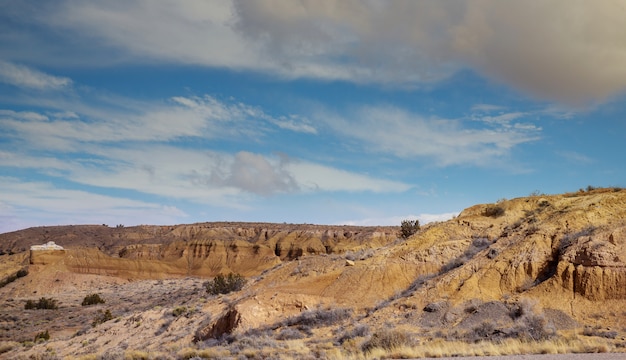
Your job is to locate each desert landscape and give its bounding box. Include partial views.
[1,187,625,359]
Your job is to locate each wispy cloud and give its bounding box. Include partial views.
[320,105,540,167]
[0,61,72,90]
[0,176,187,233]
[556,150,594,164]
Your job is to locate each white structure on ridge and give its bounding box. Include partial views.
[30,241,64,251]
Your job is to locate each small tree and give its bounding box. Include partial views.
[205,273,247,295]
[399,219,420,239]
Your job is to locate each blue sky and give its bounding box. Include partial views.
[1,1,625,233]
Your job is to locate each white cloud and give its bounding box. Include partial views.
[0,176,187,233]
[0,61,72,90]
[270,115,317,134]
[192,151,299,196]
[320,105,540,166]
[287,161,411,193]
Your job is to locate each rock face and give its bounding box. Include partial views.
[9,223,398,279]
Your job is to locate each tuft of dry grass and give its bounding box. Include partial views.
[0,341,18,354]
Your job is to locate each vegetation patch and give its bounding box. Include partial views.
[0,268,28,289]
[34,330,50,343]
[205,273,247,295]
[362,329,413,353]
[24,297,58,310]
[283,306,352,328]
[483,204,505,218]
[398,219,420,239]
[81,294,105,306]
[92,309,114,327]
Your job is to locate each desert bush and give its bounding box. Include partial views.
[276,327,306,340]
[172,306,188,317]
[362,329,412,353]
[205,273,247,295]
[34,330,50,342]
[583,326,618,339]
[25,297,58,310]
[509,314,556,341]
[337,324,370,344]
[92,309,113,327]
[82,294,105,306]
[470,321,498,341]
[399,219,420,239]
[483,205,505,218]
[0,268,28,289]
[284,307,352,328]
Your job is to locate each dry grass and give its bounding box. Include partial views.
[328,335,620,359]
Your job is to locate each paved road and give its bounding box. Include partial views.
[421,353,625,360]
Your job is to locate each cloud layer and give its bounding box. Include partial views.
[6,0,626,102]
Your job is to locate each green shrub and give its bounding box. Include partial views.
[81,293,105,306]
[34,330,50,342]
[92,309,113,327]
[398,219,420,239]
[24,297,58,310]
[205,273,247,295]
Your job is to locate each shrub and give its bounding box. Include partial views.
[92,309,113,327]
[362,329,412,352]
[399,219,420,239]
[583,326,618,339]
[284,307,352,328]
[276,327,306,340]
[337,324,370,344]
[510,314,556,341]
[82,293,105,306]
[172,306,188,317]
[0,268,28,288]
[34,330,50,342]
[25,297,58,310]
[205,273,247,295]
[483,205,505,218]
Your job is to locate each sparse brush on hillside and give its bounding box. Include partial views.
[205,273,246,295]
[33,330,49,343]
[0,268,28,289]
[92,309,113,327]
[24,297,58,310]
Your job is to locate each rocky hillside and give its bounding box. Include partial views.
[1,188,625,359]
[1,223,397,280]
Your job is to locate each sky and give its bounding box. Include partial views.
[1,0,626,233]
